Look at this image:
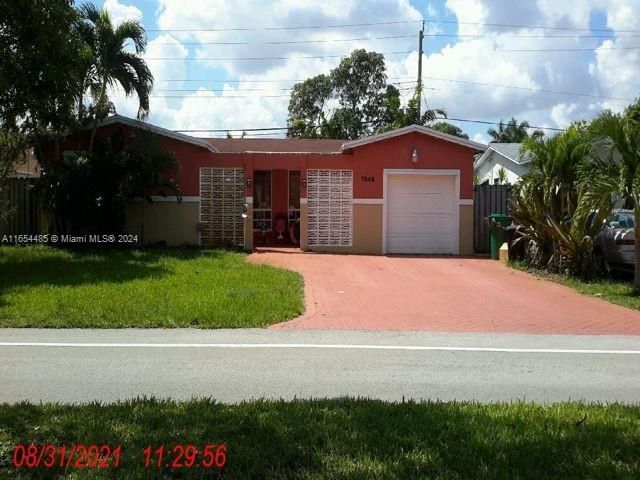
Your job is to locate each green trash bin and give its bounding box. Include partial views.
[488,213,512,260]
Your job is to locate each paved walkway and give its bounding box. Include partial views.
[249,250,640,335]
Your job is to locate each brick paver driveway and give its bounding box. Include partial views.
[250,249,640,335]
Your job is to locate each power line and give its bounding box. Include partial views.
[496,45,640,52]
[145,51,413,61]
[441,117,564,132]
[172,116,565,134]
[152,34,415,46]
[146,19,421,33]
[150,32,640,47]
[153,77,415,83]
[144,18,640,35]
[143,44,640,62]
[422,19,640,34]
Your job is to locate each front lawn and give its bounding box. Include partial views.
[0,246,304,328]
[510,262,640,311]
[0,398,638,479]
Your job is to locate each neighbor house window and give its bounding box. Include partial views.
[253,170,272,231]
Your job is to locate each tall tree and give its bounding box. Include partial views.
[287,74,332,138]
[0,0,88,163]
[287,49,446,139]
[77,3,153,150]
[580,100,640,290]
[488,117,544,143]
[329,49,387,139]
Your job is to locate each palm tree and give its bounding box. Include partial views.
[77,3,153,151]
[581,102,640,290]
[496,167,507,185]
[488,117,544,143]
[510,126,607,278]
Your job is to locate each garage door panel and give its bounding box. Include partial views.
[386,173,458,254]
[389,213,454,233]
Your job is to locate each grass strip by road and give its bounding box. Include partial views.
[0,246,304,328]
[509,261,640,312]
[0,398,638,479]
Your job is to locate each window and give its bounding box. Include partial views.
[253,171,272,231]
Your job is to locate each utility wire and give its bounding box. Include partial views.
[173,116,565,133]
[145,51,413,61]
[424,19,640,34]
[143,45,640,62]
[152,34,415,45]
[440,116,565,132]
[150,33,640,46]
[145,18,640,34]
[146,19,421,32]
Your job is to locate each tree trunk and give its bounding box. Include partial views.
[88,79,107,153]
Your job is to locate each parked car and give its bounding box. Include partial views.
[594,210,636,272]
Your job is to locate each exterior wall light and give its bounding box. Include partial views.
[246,178,252,187]
[412,148,419,163]
[302,178,307,188]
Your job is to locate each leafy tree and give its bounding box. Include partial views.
[580,100,640,290]
[329,50,387,139]
[488,117,544,143]
[287,74,332,138]
[77,3,153,151]
[287,50,446,139]
[0,0,88,163]
[428,122,469,139]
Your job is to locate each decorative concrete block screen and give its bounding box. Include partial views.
[200,168,245,247]
[307,169,353,246]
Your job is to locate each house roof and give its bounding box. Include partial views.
[202,138,344,154]
[97,116,488,155]
[474,142,531,169]
[98,115,218,152]
[341,124,487,152]
[489,143,531,164]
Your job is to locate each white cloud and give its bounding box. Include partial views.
[103,0,142,25]
[107,0,640,137]
[426,3,438,18]
[473,132,488,144]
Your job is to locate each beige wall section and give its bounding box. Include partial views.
[304,203,383,254]
[353,204,382,254]
[125,201,199,246]
[459,204,474,256]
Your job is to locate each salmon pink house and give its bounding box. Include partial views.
[72,115,487,255]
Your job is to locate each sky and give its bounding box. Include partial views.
[94,0,640,143]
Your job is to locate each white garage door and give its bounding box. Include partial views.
[386,174,458,254]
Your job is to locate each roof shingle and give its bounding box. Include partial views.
[201,138,345,153]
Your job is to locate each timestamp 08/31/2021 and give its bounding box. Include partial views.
[1,234,139,245]
[11,443,227,470]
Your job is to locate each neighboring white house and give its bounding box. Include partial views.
[474,143,530,185]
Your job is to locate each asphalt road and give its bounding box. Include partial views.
[1,329,639,404]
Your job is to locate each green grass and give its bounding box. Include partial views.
[510,261,640,311]
[0,246,304,328]
[0,398,638,479]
